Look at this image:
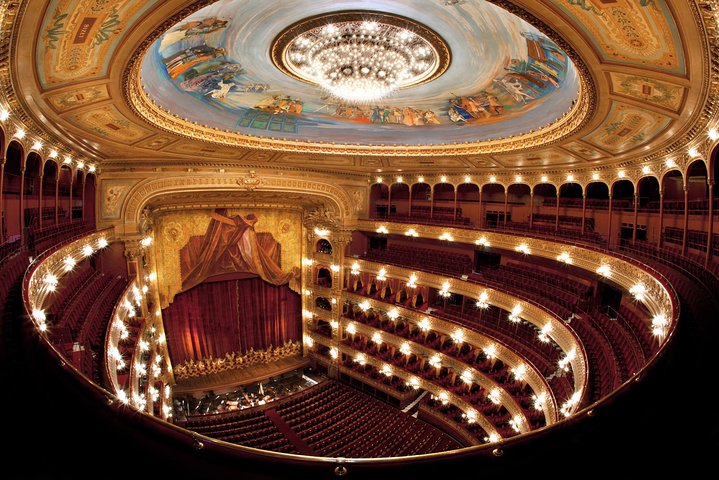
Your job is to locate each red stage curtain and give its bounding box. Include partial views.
[162,276,301,365]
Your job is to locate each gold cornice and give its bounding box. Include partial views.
[121,0,594,157]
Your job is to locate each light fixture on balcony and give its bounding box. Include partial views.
[438,280,451,298]
[350,262,360,275]
[404,228,419,237]
[476,291,489,309]
[538,323,553,343]
[406,273,418,288]
[508,305,522,323]
[376,267,387,282]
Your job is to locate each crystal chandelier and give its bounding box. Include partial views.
[274,12,450,103]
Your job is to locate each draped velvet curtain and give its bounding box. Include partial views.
[162,277,301,365]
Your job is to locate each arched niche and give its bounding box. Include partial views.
[410,183,431,218]
[84,173,96,223]
[369,182,389,218]
[611,179,634,211]
[661,170,684,214]
[23,152,42,228]
[42,160,58,225]
[686,160,709,211]
[507,183,530,225]
[456,183,479,225]
[559,182,583,207]
[58,165,72,222]
[586,182,609,210]
[390,182,410,217]
[72,170,84,221]
[637,177,660,211]
[316,238,333,254]
[481,183,505,228]
[315,296,332,311]
[3,141,25,240]
[432,183,455,220]
[316,266,332,288]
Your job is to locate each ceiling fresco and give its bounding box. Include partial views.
[139,0,581,147]
[8,0,707,172]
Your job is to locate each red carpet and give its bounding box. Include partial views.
[264,408,316,455]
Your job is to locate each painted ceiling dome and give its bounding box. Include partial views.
[136,0,585,154]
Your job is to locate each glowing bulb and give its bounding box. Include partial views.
[418,317,430,332]
[400,342,411,355]
[376,176,383,183]
[404,228,419,237]
[376,226,388,234]
[329,347,339,359]
[406,273,418,288]
[489,176,497,183]
[488,388,501,404]
[302,257,314,266]
[376,267,387,282]
[642,165,651,174]
[541,175,548,183]
[511,364,527,381]
[483,344,497,359]
[358,300,371,312]
[0,109,8,121]
[49,150,58,159]
[76,161,85,169]
[88,165,96,173]
[709,128,719,141]
[464,175,471,183]
[428,354,441,368]
[97,237,108,249]
[439,232,454,242]
[346,323,357,335]
[557,252,572,264]
[304,336,314,348]
[417,176,425,183]
[140,236,153,247]
[592,173,600,180]
[475,236,490,247]
[350,262,360,275]
[538,323,553,343]
[371,332,382,344]
[532,392,547,411]
[138,340,150,352]
[32,141,43,151]
[617,170,625,178]
[440,176,447,183]
[63,156,72,164]
[596,264,612,278]
[32,308,46,322]
[566,174,574,182]
[515,175,522,183]
[630,282,647,301]
[438,391,449,405]
[14,128,25,139]
[515,243,531,255]
[451,329,464,344]
[387,307,399,320]
[314,227,330,236]
[330,264,340,272]
[508,305,522,323]
[688,147,699,158]
[665,158,676,168]
[381,364,392,376]
[396,176,403,183]
[354,353,367,365]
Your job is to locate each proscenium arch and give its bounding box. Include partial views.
[119,175,356,231]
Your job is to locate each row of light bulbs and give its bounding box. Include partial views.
[1,109,97,172]
[370,225,670,338]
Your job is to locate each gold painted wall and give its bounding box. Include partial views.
[155,208,302,307]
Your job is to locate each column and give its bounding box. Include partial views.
[68,174,74,223]
[37,172,44,229]
[0,160,5,243]
[581,193,587,234]
[682,185,689,254]
[658,191,664,248]
[81,175,87,222]
[607,193,613,249]
[453,187,458,222]
[408,184,413,217]
[555,191,560,231]
[478,188,483,228]
[429,185,434,219]
[54,175,60,225]
[706,181,714,266]
[19,162,25,242]
[386,184,392,219]
[632,192,639,244]
[529,191,534,229]
[503,190,508,227]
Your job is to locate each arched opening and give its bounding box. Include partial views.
[558,183,584,231]
[586,182,610,209]
[684,161,709,252]
[410,183,431,220]
[42,160,58,226]
[661,170,684,248]
[72,169,84,221]
[432,183,455,223]
[2,141,25,242]
[379,284,392,300]
[532,183,557,230]
[316,239,333,254]
[367,281,378,296]
[390,182,410,219]
[369,182,389,218]
[456,182,479,226]
[316,267,332,288]
[58,165,72,223]
[23,152,42,229]
[507,183,530,227]
[83,172,96,224]
[481,183,505,228]
[637,177,660,243]
[315,296,332,311]
[395,288,408,304]
[611,179,635,245]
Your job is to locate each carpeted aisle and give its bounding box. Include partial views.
[264,408,316,456]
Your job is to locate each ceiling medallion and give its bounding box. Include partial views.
[272,11,451,103]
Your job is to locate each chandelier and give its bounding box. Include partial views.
[273,12,450,103]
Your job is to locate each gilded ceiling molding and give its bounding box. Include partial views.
[119,174,356,231]
[121,0,594,157]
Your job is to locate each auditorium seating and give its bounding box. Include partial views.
[362,244,473,276]
[26,221,94,254]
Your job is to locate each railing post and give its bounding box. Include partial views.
[529,190,534,229]
[607,193,614,249]
[706,180,714,266]
[555,191,560,231]
[682,184,689,254]
[658,190,664,248]
[503,189,508,227]
[632,192,639,244]
[581,193,586,234]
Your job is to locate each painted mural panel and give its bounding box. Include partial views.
[47,84,110,112]
[70,105,150,142]
[100,178,135,219]
[563,140,606,160]
[140,0,580,147]
[583,101,671,154]
[608,72,685,112]
[155,208,302,307]
[550,0,684,75]
[38,0,158,88]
